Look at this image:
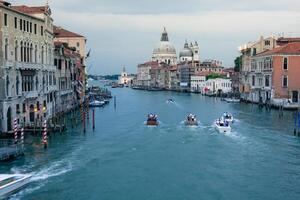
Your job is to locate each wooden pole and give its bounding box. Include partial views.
[43,120,48,149]
[14,118,18,144]
[92,109,95,131]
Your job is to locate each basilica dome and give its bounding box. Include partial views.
[153,29,176,57]
[179,41,193,58]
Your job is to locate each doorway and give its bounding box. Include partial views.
[6,107,12,131]
[292,91,299,103]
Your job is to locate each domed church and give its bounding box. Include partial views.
[179,40,200,62]
[152,28,177,65]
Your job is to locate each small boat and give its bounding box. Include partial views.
[222,112,234,123]
[103,99,110,104]
[214,119,231,133]
[146,114,159,126]
[0,174,32,197]
[166,99,175,104]
[185,114,198,126]
[89,100,105,107]
[225,98,240,103]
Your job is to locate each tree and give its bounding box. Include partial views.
[234,56,242,72]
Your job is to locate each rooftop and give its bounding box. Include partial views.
[54,26,85,38]
[256,42,300,56]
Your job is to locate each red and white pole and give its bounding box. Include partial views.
[43,120,48,149]
[21,127,24,149]
[14,118,18,144]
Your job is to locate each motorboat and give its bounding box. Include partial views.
[214,119,231,133]
[103,99,110,104]
[166,99,175,104]
[0,174,32,197]
[225,98,240,103]
[222,112,234,123]
[146,114,159,126]
[185,114,198,126]
[89,100,105,107]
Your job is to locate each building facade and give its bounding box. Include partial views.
[0,2,56,132]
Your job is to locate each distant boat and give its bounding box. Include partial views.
[224,98,240,103]
[89,100,105,107]
[147,87,163,91]
[185,114,198,126]
[166,99,175,104]
[0,174,32,197]
[146,114,159,126]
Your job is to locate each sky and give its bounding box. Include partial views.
[10,0,300,75]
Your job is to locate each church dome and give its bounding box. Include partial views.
[179,41,193,57]
[153,28,176,55]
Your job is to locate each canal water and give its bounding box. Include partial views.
[1,83,300,200]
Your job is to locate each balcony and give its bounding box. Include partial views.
[23,91,39,99]
[16,62,41,70]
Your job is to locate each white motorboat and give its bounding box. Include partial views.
[225,98,240,103]
[89,100,105,107]
[0,174,32,197]
[214,119,231,133]
[222,112,234,123]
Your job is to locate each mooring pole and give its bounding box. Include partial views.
[21,127,24,150]
[83,112,86,133]
[43,120,48,149]
[294,112,297,136]
[114,96,116,109]
[298,112,300,136]
[92,109,95,131]
[14,118,18,144]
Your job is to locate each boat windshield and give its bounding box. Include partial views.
[0,176,20,187]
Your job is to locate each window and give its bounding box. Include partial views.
[23,103,26,113]
[4,13,8,26]
[282,75,288,87]
[14,17,17,29]
[23,20,26,31]
[77,42,80,47]
[15,41,18,61]
[265,75,270,87]
[4,38,8,60]
[26,21,29,32]
[34,24,37,34]
[41,26,44,36]
[6,75,10,97]
[20,19,22,30]
[265,40,270,46]
[252,48,257,56]
[16,104,20,114]
[252,75,255,86]
[283,57,288,70]
[30,22,32,33]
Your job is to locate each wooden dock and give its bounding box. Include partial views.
[0,140,24,161]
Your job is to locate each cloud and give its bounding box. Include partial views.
[7,0,300,74]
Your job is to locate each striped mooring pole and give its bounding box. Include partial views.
[14,118,18,144]
[21,127,24,149]
[43,120,48,149]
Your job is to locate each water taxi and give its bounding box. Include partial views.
[0,174,32,197]
[146,114,159,126]
[166,99,175,104]
[185,114,198,126]
[214,119,231,133]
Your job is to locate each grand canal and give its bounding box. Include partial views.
[1,83,300,200]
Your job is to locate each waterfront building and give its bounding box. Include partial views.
[0,1,56,132]
[150,63,169,89]
[191,73,207,93]
[167,65,179,91]
[178,61,195,92]
[53,42,79,113]
[137,61,157,88]
[250,42,300,106]
[195,59,224,74]
[203,78,232,95]
[238,36,278,101]
[152,28,177,65]
[118,67,135,86]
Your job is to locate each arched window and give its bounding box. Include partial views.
[23,42,27,62]
[41,46,44,64]
[4,38,8,60]
[36,76,39,91]
[34,45,37,63]
[20,41,23,62]
[27,43,30,62]
[16,75,19,95]
[15,41,18,61]
[30,44,33,63]
[6,75,10,97]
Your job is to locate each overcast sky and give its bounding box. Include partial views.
[10,0,300,75]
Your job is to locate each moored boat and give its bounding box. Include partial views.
[225,98,240,103]
[185,114,198,126]
[214,119,231,133]
[146,114,159,126]
[89,100,105,107]
[0,174,32,197]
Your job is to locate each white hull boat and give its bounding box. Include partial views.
[214,121,231,133]
[0,174,32,197]
[223,113,234,124]
[89,100,105,107]
[225,98,240,103]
